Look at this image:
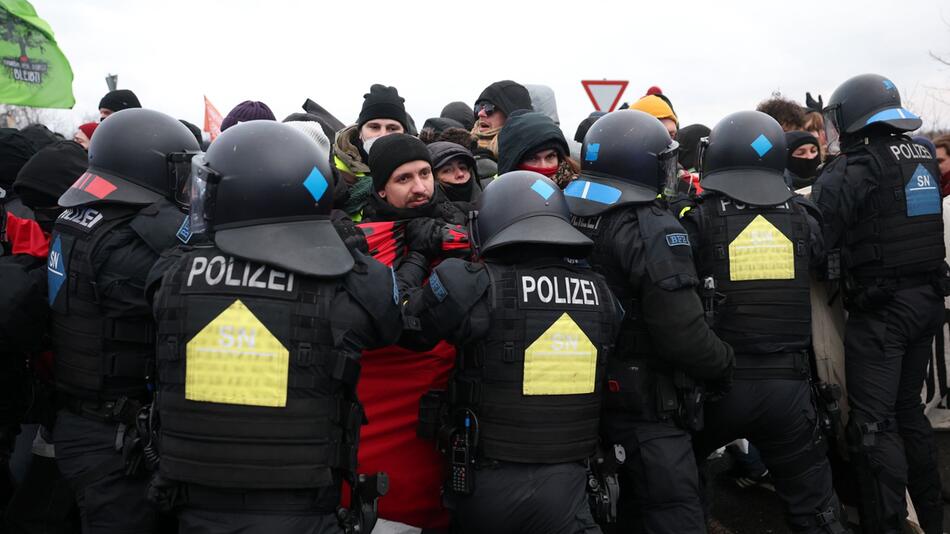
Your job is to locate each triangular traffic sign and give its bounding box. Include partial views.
[581,80,629,112]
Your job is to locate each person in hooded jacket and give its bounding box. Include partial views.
[470,81,533,181]
[497,111,578,189]
[441,101,474,132]
[427,141,481,205]
[3,140,88,534]
[785,131,822,191]
[673,124,710,198]
[0,129,47,259]
[332,85,411,221]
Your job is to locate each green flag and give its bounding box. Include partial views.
[0,0,74,108]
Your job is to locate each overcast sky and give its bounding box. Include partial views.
[27,0,950,136]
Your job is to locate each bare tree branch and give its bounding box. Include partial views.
[930,50,950,67]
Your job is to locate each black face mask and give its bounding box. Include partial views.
[439,177,475,203]
[787,156,821,182]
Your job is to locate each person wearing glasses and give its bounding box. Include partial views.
[470,80,533,181]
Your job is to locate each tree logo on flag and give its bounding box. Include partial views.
[0,9,48,84]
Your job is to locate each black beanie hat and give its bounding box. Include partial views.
[475,80,533,117]
[422,116,464,135]
[14,140,87,208]
[676,124,711,170]
[785,131,819,154]
[441,101,475,131]
[98,89,141,112]
[20,124,61,151]
[368,133,432,191]
[0,128,37,193]
[573,112,606,143]
[358,84,408,130]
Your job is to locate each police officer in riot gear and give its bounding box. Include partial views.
[401,171,623,534]
[813,74,946,534]
[148,120,402,534]
[680,110,849,533]
[563,109,734,533]
[48,108,199,533]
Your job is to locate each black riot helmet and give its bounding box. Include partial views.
[59,108,199,208]
[190,120,352,277]
[565,110,678,217]
[700,110,793,206]
[823,73,921,153]
[472,171,592,258]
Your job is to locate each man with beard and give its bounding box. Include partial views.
[342,132,469,533]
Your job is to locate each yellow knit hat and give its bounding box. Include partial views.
[630,95,678,124]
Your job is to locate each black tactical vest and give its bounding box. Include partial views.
[572,203,698,363]
[843,136,944,279]
[695,194,812,354]
[449,260,620,464]
[49,203,157,400]
[153,246,363,490]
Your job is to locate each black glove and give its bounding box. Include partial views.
[704,366,733,402]
[332,218,369,254]
[405,218,444,260]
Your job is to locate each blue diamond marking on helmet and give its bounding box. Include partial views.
[882,79,895,90]
[865,107,920,126]
[302,166,328,202]
[585,143,600,161]
[564,180,621,204]
[530,179,555,200]
[750,134,773,157]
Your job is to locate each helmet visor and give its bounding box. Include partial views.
[822,107,841,156]
[660,140,681,198]
[188,154,219,236]
[167,151,199,210]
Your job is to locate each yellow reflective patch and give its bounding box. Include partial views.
[728,215,794,281]
[523,312,597,396]
[185,299,289,407]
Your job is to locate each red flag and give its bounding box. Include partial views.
[357,220,406,267]
[203,95,222,141]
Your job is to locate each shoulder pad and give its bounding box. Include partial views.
[635,204,698,291]
[129,199,188,254]
[430,258,490,308]
[344,250,401,326]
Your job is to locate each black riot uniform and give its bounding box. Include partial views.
[681,110,848,533]
[402,171,624,534]
[148,121,402,534]
[563,110,735,534]
[813,74,947,534]
[47,108,199,534]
